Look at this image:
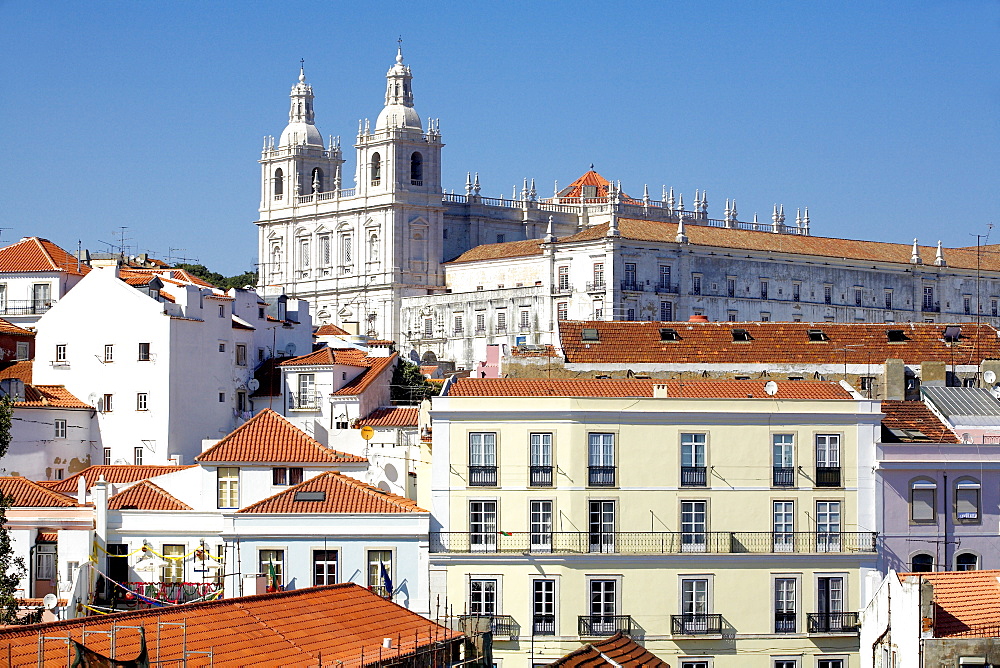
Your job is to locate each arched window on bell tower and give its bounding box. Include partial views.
[273,168,284,199]
[371,153,381,186]
[410,152,423,186]
[311,167,324,194]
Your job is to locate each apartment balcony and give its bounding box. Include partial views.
[468,465,498,487]
[620,280,644,292]
[533,614,555,636]
[922,301,941,313]
[774,612,797,633]
[578,615,639,637]
[671,614,723,635]
[772,466,795,487]
[680,466,707,487]
[815,466,842,487]
[588,466,616,487]
[807,612,860,634]
[458,614,518,640]
[585,281,606,293]
[551,285,573,296]
[0,299,56,316]
[429,531,877,555]
[655,282,680,294]
[529,465,553,487]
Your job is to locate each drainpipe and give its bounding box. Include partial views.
[942,472,948,571]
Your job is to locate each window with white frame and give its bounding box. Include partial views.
[35,544,55,582]
[54,419,67,439]
[341,235,353,268]
[454,314,464,334]
[816,501,841,551]
[520,310,530,329]
[163,544,185,583]
[102,393,113,412]
[296,373,315,409]
[774,578,796,633]
[367,550,392,595]
[772,434,794,486]
[319,234,331,266]
[138,342,151,361]
[136,392,147,411]
[496,311,506,331]
[773,500,794,551]
[530,500,552,551]
[133,447,143,465]
[557,302,568,321]
[557,266,569,290]
[103,447,111,465]
[681,501,707,551]
[236,344,247,366]
[660,301,673,321]
[15,342,28,361]
[298,238,310,268]
[259,549,284,588]
[593,262,604,287]
[680,578,709,629]
[910,479,936,522]
[956,552,979,571]
[217,467,239,508]
[533,579,556,635]
[313,549,338,585]
[469,578,498,615]
[469,500,497,551]
[588,579,617,633]
[955,479,981,521]
[680,433,707,487]
[104,344,114,363]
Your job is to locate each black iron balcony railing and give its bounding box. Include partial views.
[468,465,498,486]
[429,531,878,555]
[922,301,941,313]
[671,613,723,635]
[620,280,644,292]
[0,299,55,316]
[578,615,638,637]
[773,466,795,487]
[774,612,796,633]
[533,614,555,635]
[807,612,860,633]
[655,282,680,294]
[529,465,553,487]
[585,281,606,292]
[815,466,842,487]
[588,466,616,487]
[458,614,519,638]
[681,466,707,487]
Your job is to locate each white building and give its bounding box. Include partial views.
[0,237,89,326]
[31,265,312,466]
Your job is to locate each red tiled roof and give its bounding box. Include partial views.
[558,321,1000,366]
[447,378,852,399]
[550,169,640,204]
[448,238,545,263]
[0,237,89,275]
[0,477,79,507]
[899,570,1000,637]
[315,323,350,336]
[48,465,193,493]
[334,352,396,396]
[0,318,33,337]
[18,385,91,409]
[107,480,192,511]
[238,471,424,514]
[549,631,670,668]
[279,347,367,368]
[354,406,419,428]
[0,360,32,384]
[881,401,959,443]
[0,583,461,667]
[121,267,216,288]
[196,409,366,464]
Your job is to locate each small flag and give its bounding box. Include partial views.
[380,561,393,598]
[500,531,513,536]
[266,560,279,593]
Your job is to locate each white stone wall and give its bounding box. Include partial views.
[4,406,94,480]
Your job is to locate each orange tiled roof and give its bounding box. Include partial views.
[881,401,959,443]
[0,360,32,384]
[558,321,1000,366]
[315,323,350,336]
[18,385,91,409]
[899,570,1000,637]
[48,465,193,493]
[354,406,419,428]
[448,238,545,263]
[196,409,366,464]
[279,347,368,368]
[0,583,461,666]
[0,237,89,276]
[550,631,670,668]
[0,318,33,337]
[107,480,192,511]
[550,169,640,204]
[122,267,216,288]
[238,471,424,514]
[447,378,852,400]
[0,477,79,507]
[334,352,396,396]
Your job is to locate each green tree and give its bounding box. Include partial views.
[0,396,39,625]
[390,360,437,404]
[174,264,258,291]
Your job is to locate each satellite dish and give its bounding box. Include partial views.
[285,343,296,356]
[985,370,996,384]
[42,593,58,610]
[87,392,99,406]
[248,379,260,392]
[764,381,779,396]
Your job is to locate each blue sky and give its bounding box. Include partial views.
[1,1,997,274]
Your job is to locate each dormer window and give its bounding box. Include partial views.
[581,328,599,342]
[887,329,908,343]
[731,328,753,342]
[943,326,961,342]
[659,328,680,342]
[807,329,829,342]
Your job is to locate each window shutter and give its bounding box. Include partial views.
[911,488,935,521]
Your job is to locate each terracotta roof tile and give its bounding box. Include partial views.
[315,323,350,336]
[196,409,366,464]
[0,583,461,667]
[558,320,1000,366]
[279,347,367,367]
[334,353,396,396]
[899,570,1000,637]
[119,267,216,288]
[18,385,91,409]
[548,170,641,204]
[48,465,194,493]
[354,406,419,428]
[0,318,33,337]
[238,471,424,514]
[0,237,89,276]
[447,378,852,400]
[448,238,546,263]
[0,360,32,384]
[0,477,79,507]
[881,401,959,443]
[107,480,192,511]
[550,631,670,668]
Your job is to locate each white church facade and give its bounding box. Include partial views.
[257,50,1000,370]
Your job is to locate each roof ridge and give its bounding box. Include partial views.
[326,471,422,511]
[0,476,79,507]
[108,479,192,510]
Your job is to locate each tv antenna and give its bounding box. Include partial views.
[167,248,199,265]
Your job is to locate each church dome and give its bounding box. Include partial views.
[278,67,324,148]
[279,121,324,148]
[375,104,422,132]
[374,48,422,132]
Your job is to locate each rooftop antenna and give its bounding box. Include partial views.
[167,248,199,266]
[0,228,12,244]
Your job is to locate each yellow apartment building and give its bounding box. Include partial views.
[423,378,880,668]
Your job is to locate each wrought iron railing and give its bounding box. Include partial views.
[774,612,796,633]
[773,467,795,487]
[430,531,877,554]
[533,614,555,635]
[578,615,638,637]
[671,613,723,635]
[459,614,518,637]
[620,280,644,292]
[655,282,680,294]
[816,466,842,487]
[588,466,616,487]
[585,281,606,292]
[807,612,859,633]
[681,466,707,487]
[530,465,553,487]
[468,465,498,486]
[0,300,55,316]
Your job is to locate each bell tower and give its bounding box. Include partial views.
[259,64,343,211]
